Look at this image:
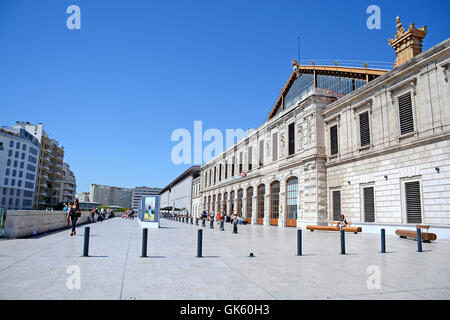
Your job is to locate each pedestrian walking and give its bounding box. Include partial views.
[70,199,82,236]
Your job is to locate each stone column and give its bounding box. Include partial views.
[278,192,286,228]
[252,195,257,224]
[242,189,247,219]
[264,194,270,226]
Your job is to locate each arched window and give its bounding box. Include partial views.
[230,191,235,214]
[208,196,211,213]
[246,187,253,220]
[237,189,243,217]
[212,194,216,212]
[286,177,298,224]
[270,181,280,223]
[257,184,265,222]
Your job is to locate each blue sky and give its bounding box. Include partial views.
[0,0,449,193]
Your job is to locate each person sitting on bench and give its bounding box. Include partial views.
[337,214,348,230]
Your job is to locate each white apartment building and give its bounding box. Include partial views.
[0,127,40,210]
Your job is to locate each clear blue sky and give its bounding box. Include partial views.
[1,0,449,193]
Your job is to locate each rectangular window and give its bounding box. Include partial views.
[248,147,252,171]
[4,178,8,185]
[332,190,341,221]
[10,140,13,148]
[21,153,25,160]
[259,140,264,166]
[23,144,26,151]
[359,111,371,147]
[214,167,216,184]
[15,151,19,158]
[219,164,222,182]
[398,93,414,135]
[8,150,12,157]
[239,152,243,173]
[363,187,375,222]
[330,125,338,156]
[288,123,295,155]
[16,142,20,149]
[232,157,235,176]
[225,162,228,179]
[405,181,422,223]
[209,169,211,186]
[272,133,278,161]
[5,168,10,176]
[204,172,207,187]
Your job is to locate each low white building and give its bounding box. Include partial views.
[160,166,200,214]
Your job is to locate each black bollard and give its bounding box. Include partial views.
[83,227,90,257]
[202,218,206,227]
[340,229,345,254]
[220,220,224,231]
[297,229,302,256]
[381,229,386,253]
[233,221,238,234]
[141,228,148,257]
[197,229,203,258]
[417,228,422,252]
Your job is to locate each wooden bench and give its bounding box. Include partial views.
[395,225,437,242]
[306,221,362,234]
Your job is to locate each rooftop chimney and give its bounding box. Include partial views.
[389,16,427,67]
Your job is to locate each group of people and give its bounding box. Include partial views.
[200,210,242,226]
[89,207,114,223]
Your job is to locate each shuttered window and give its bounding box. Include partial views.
[359,111,371,147]
[248,147,252,171]
[405,181,422,223]
[363,187,375,222]
[272,133,278,161]
[239,152,243,174]
[225,162,228,179]
[332,190,341,221]
[398,93,414,135]
[330,125,338,156]
[288,123,295,155]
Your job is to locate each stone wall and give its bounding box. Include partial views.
[4,210,92,239]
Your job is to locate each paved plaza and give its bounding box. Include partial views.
[0,217,449,300]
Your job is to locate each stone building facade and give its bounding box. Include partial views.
[197,20,450,231]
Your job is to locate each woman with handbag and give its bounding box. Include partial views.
[70,199,82,236]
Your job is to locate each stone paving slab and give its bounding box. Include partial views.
[0,217,449,300]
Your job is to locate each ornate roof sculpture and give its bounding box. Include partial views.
[389,16,427,67]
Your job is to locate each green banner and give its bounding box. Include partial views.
[0,208,5,237]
